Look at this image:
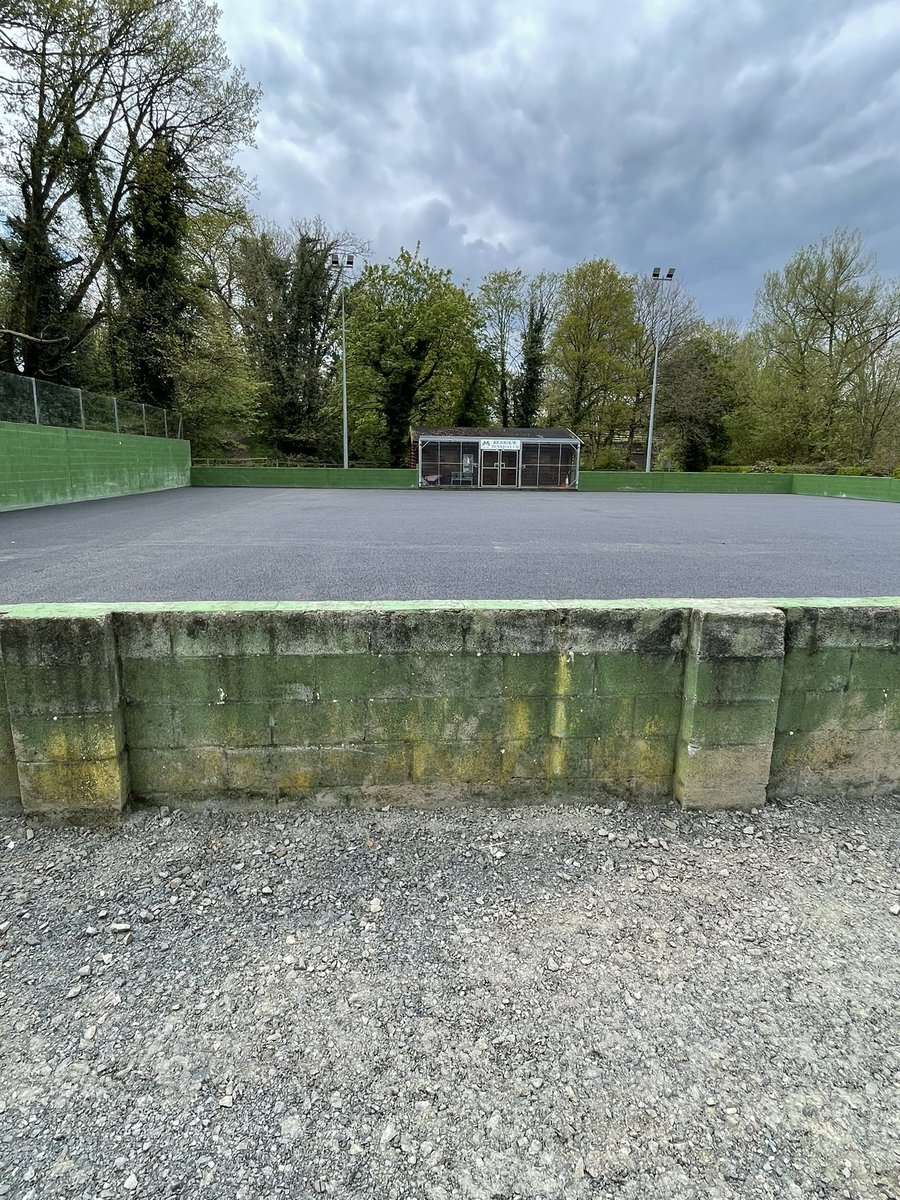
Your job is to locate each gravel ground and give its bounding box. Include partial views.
[1,797,899,1200]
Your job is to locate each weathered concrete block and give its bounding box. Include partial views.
[780,646,853,694]
[170,610,273,658]
[122,703,178,749]
[550,696,634,739]
[112,610,173,660]
[366,696,508,743]
[594,652,684,697]
[783,605,900,653]
[317,653,410,700]
[11,711,124,762]
[408,653,502,698]
[175,701,273,749]
[369,607,470,655]
[632,694,683,737]
[0,661,22,814]
[675,606,785,811]
[502,653,593,697]
[129,746,227,800]
[271,607,374,656]
[1,614,128,816]
[559,606,690,656]
[849,647,899,691]
[592,734,677,793]
[410,740,500,785]
[768,728,889,799]
[16,757,129,814]
[272,698,367,747]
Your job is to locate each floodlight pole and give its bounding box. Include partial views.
[340,286,348,470]
[645,266,676,473]
[331,251,355,470]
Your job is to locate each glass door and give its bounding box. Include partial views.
[480,449,500,486]
[499,448,519,487]
[480,447,520,487]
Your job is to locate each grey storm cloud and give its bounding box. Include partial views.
[218,0,900,320]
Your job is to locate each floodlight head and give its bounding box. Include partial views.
[331,253,340,268]
[666,267,676,280]
[651,267,661,279]
[346,253,354,268]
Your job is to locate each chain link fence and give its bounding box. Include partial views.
[0,370,181,438]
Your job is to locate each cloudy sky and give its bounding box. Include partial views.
[217,0,900,322]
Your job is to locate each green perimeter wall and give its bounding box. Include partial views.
[190,465,900,502]
[191,466,417,488]
[0,421,191,512]
[1,599,898,819]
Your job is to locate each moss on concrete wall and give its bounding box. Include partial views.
[1,599,899,818]
[0,421,191,511]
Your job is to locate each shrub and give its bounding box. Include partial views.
[592,447,636,471]
[749,461,776,473]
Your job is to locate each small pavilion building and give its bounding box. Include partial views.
[411,427,582,490]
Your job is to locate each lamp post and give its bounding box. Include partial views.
[645,265,675,472]
[331,251,355,469]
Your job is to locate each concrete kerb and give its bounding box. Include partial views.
[1,598,899,819]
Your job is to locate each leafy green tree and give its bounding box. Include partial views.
[548,259,641,462]
[751,228,900,462]
[655,331,737,470]
[346,248,483,465]
[453,351,494,427]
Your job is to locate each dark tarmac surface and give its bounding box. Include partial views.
[0,486,897,603]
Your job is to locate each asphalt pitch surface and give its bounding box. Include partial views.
[0,486,898,603]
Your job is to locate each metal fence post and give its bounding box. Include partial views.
[113,397,119,433]
[78,388,85,429]
[32,376,40,425]
[177,416,183,439]
[163,409,168,438]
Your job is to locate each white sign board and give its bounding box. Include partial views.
[480,438,522,451]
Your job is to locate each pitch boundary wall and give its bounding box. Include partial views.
[0,421,191,512]
[190,465,900,502]
[1,599,898,819]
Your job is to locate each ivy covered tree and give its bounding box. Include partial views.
[230,219,363,457]
[0,0,258,379]
[116,135,192,409]
[346,248,483,465]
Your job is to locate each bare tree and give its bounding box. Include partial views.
[478,268,524,425]
[626,275,700,452]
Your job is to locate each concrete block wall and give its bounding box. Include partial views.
[0,600,898,818]
[0,421,191,511]
[769,605,900,799]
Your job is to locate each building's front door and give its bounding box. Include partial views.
[480,448,519,487]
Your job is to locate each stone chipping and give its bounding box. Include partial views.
[1,796,898,1199]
